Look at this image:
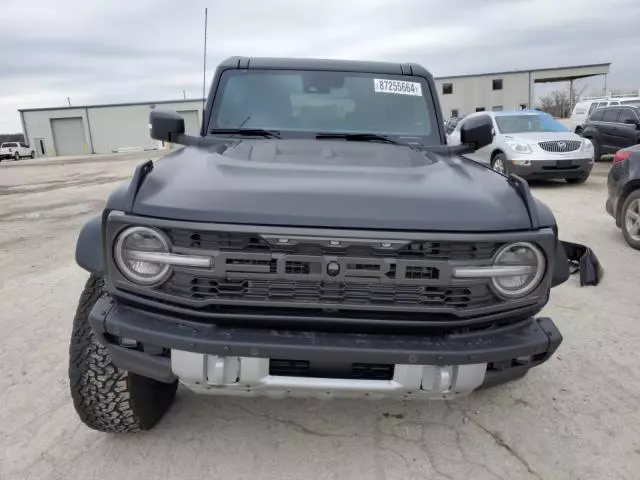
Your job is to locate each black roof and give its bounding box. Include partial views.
[219,56,433,78]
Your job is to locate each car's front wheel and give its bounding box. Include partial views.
[586,138,601,161]
[491,153,508,175]
[566,173,590,185]
[621,190,640,250]
[68,276,178,432]
[13,152,19,161]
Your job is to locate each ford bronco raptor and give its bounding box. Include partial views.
[69,57,599,433]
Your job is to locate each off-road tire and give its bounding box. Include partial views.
[68,276,178,432]
[13,152,19,161]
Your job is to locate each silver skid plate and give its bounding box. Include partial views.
[171,350,487,399]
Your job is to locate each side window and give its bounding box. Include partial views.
[603,108,621,123]
[610,102,620,106]
[619,108,638,124]
[596,102,608,109]
[587,103,599,117]
[591,109,606,121]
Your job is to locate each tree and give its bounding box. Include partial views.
[537,84,588,118]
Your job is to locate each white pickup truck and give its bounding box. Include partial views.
[0,142,35,161]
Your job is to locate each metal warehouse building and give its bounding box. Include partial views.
[19,100,204,157]
[19,63,610,157]
[435,63,610,119]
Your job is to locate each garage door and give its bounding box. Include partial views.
[51,117,86,156]
[177,110,201,135]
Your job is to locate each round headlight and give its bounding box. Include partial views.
[491,242,545,298]
[114,226,170,285]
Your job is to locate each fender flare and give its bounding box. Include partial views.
[75,215,104,275]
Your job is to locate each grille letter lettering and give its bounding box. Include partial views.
[209,252,449,285]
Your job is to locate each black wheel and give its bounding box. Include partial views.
[575,127,582,135]
[586,138,601,161]
[69,276,178,432]
[621,190,640,250]
[491,152,509,175]
[30,151,35,159]
[13,152,19,161]
[566,173,589,185]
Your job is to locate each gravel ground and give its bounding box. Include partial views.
[1,154,639,480]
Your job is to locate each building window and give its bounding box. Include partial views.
[451,109,459,118]
[492,79,503,90]
[492,106,503,111]
[475,107,485,112]
[442,83,453,95]
[519,104,528,110]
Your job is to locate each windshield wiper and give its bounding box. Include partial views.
[315,132,407,146]
[209,128,281,139]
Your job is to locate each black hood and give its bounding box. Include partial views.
[131,139,531,232]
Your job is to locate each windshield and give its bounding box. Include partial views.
[495,114,569,134]
[209,70,440,144]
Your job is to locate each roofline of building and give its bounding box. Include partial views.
[434,62,611,81]
[19,62,611,112]
[19,98,205,113]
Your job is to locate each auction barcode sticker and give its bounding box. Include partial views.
[374,79,422,96]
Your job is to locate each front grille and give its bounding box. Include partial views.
[162,274,495,309]
[167,229,500,261]
[151,228,504,313]
[538,140,581,153]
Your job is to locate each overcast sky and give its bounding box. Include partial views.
[1,0,639,132]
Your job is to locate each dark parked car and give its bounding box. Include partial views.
[582,105,640,159]
[606,144,640,249]
[70,56,597,433]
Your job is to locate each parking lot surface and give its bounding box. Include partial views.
[1,154,639,480]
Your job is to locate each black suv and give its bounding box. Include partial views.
[581,105,640,159]
[69,56,594,433]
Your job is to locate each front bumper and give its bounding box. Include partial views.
[508,158,593,180]
[89,297,562,398]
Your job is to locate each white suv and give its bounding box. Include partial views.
[448,110,594,184]
[570,95,640,134]
[0,142,35,161]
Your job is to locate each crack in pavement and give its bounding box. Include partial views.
[226,403,362,439]
[465,414,544,480]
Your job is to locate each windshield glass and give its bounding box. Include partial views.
[210,70,439,144]
[495,114,569,134]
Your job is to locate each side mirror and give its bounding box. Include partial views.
[623,118,640,128]
[149,110,185,143]
[460,116,494,150]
